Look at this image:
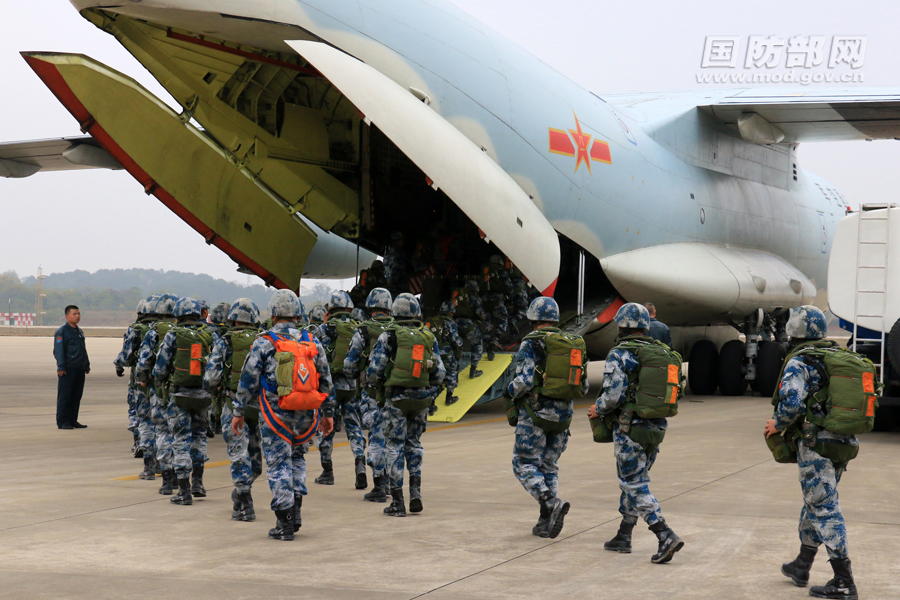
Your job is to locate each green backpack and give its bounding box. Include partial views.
[170,323,214,388]
[522,328,588,400]
[480,262,506,295]
[326,317,358,376]
[771,342,881,436]
[425,314,460,358]
[616,336,683,419]
[385,324,437,389]
[128,317,155,367]
[362,317,394,361]
[452,288,474,318]
[224,326,259,392]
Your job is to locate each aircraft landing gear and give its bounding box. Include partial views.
[688,340,719,395]
[718,340,747,396]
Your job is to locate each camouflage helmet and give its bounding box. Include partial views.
[173,297,202,319]
[268,289,302,318]
[464,279,480,293]
[526,297,560,323]
[228,298,259,325]
[209,302,231,325]
[365,287,392,311]
[155,293,179,317]
[136,299,147,314]
[308,305,326,324]
[390,231,404,242]
[198,299,209,313]
[489,254,505,267]
[351,307,367,322]
[439,300,456,314]
[370,259,384,273]
[143,294,161,315]
[328,290,354,310]
[786,305,827,340]
[392,293,422,318]
[614,302,650,329]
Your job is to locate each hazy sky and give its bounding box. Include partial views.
[2,0,899,284]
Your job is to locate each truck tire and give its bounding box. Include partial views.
[688,340,718,395]
[718,340,748,396]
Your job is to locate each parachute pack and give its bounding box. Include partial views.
[523,328,588,400]
[261,330,327,412]
[224,326,260,392]
[384,325,437,389]
[127,318,155,367]
[480,262,506,295]
[452,288,474,318]
[170,323,214,388]
[617,336,683,419]
[326,318,358,376]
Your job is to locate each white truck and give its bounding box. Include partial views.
[828,204,900,430]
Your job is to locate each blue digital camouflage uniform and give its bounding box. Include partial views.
[594,347,667,527]
[456,285,487,370]
[383,240,409,294]
[314,318,365,464]
[366,329,445,494]
[434,317,464,398]
[508,336,588,502]
[135,326,174,469]
[152,325,221,480]
[234,322,334,511]
[344,319,391,478]
[114,319,153,443]
[773,354,856,560]
[508,273,529,322]
[205,334,262,493]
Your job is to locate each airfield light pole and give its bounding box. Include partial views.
[35,266,46,326]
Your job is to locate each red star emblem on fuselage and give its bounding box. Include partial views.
[547,112,612,174]
[568,115,593,174]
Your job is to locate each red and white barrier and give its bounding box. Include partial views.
[1,313,36,326]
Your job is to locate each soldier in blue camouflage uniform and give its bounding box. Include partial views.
[115,299,148,457]
[507,297,585,539]
[505,257,530,322]
[134,293,179,494]
[205,298,262,521]
[344,287,394,502]
[232,290,334,541]
[152,297,220,505]
[431,300,464,406]
[765,306,859,599]
[207,302,231,436]
[455,279,487,378]
[383,231,409,295]
[589,302,683,563]
[367,293,445,516]
[307,305,326,327]
[481,255,514,360]
[114,298,155,461]
[313,291,366,488]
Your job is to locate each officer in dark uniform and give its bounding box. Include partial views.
[54,305,90,429]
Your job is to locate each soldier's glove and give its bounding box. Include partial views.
[115,366,125,377]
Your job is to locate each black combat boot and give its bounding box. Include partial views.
[170,477,192,505]
[158,469,175,495]
[355,456,368,490]
[384,488,407,517]
[809,558,858,600]
[214,419,223,435]
[469,365,483,379]
[539,491,570,539]
[649,521,684,564]
[191,464,206,498]
[604,520,636,553]
[268,508,294,541]
[293,495,303,532]
[445,394,459,406]
[315,461,334,485]
[138,455,156,480]
[487,347,495,361]
[206,427,215,438]
[409,475,423,513]
[231,488,256,521]
[364,475,388,502]
[132,439,143,459]
[782,544,817,586]
[153,457,162,475]
[532,503,551,538]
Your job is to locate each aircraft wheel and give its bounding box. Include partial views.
[756,341,786,398]
[718,340,748,396]
[688,340,718,395]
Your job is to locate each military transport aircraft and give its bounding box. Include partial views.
[3,0,900,399]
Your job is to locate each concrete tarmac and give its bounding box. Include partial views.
[1,337,897,599]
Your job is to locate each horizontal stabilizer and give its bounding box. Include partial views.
[701,89,900,142]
